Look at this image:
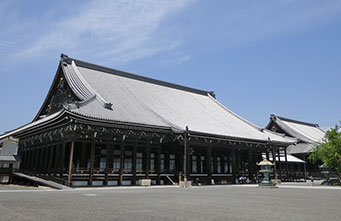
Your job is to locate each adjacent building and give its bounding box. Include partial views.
[266,114,325,177]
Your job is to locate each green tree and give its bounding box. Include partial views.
[309,123,341,177]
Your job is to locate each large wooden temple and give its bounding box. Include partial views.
[0,54,296,187]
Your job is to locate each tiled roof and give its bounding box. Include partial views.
[269,115,325,143]
[60,56,296,144]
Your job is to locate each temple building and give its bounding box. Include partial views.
[266,114,325,178]
[0,54,296,187]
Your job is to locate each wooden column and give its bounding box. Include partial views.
[284,148,289,180]
[119,140,125,186]
[104,141,112,186]
[67,141,75,186]
[206,145,212,184]
[132,142,137,185]
[146,143,151,179]
[248,150,253,180]
[157,146,161,185]
[303,154,307,180]
[39,147,45,173]
[54,144,60,175]
[266,149,270,161]
[183,129,188,181]
[231,148,237,183]
[80,142,87,169]
[212,149,217,174]
[31,149,36,171]
[277,149,282,180]
[89,139,95,186]
[48,145,55,174]
[60,143,66,176]
[44,146,50,173]
[271,146,278,181]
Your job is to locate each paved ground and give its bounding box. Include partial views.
[0,184,340,221]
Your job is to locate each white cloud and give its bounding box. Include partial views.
[8,0,192,65]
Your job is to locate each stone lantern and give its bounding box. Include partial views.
[319,163,330,184]
[257,159,277,188]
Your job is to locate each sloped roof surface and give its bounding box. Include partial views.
[0,155,21,162]
[270,115,325,143]
[287,143,315,154]
[61,57,295,144]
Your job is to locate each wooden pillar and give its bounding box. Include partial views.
[54,144,60,175]
[157,146,161,185]
[206,145,212,184]
[39,147,45,173]
[277,148,282,180]
[212,149,217,174]
[231,148,237,183]
[48,145,55,174]
[31,149,36,171]
[119,140,125,186]
[146,143,151,179]
[284,148,289,180]
[89,139,95,186]
[80,142,87,168]
[44,146,50,173]
[104,141,112,186]
[303,154,307,180]
[271,145,278,181]
[266,149,270,161]
[132,141,137,185]
[248,150,253,180]
[60,143,66,176]
[67,141,75,186]
[183,128,188,181]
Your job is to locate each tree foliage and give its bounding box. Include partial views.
[309,123,341,177]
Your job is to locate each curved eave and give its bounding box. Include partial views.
[188,130,296,146]
[65,110,173,133]
[67,110,295,146]
[1,110,67,140]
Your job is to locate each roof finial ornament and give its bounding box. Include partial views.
[60,53,71,64]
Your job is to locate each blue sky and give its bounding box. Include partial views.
[0,0,340,134]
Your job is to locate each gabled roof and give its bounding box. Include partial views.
[1,54,297,145]
[267,114,325,144]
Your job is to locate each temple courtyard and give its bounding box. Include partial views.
[0,183,340,221]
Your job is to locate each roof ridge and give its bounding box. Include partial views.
[271,114,319,128]
[60,54,215,98]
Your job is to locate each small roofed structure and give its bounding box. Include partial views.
[0,138,21,183]
[266,114,325,178]
[0,54,296,187]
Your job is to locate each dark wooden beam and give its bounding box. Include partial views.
[67,141,75,186]
[157,146,161,185]
[89,139,95,186]
[277,148,282,181]
[119,140,125,186]
[60,143,66,176]
[206,145,212,184]
[132,141,137,185]
[231,148,237,183]
[146,142,151,179]
[284,148,289,180]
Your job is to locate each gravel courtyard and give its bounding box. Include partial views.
[0,184,340,221]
